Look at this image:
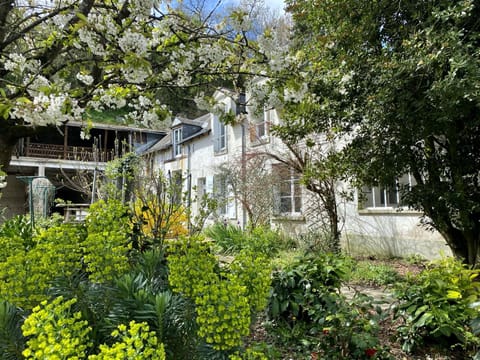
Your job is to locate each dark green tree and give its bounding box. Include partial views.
[265,0,480,264]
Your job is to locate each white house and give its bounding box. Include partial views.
[143,90,451,260]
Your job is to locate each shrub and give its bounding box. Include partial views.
[317,293,392,359]
[167,236,218,298]
[132,200,188,247]
[394,256,480,353]
[0,300,26,360]
[22,296,92,359]
[268,253,351,322]
[168,237,271,351]
[89,321,166,360]
[0,215,33,245]
[0,223,85,309]
[267,253,392,359]
[204,223,292,256]
[83,199,132,283]
[228,250,272,312]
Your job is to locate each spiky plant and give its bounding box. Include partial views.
[0,300,26,360]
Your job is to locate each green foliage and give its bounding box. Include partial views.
[89,321,166,360]
[0,300,26,360]
[277,0,480,264]
[268,253,351,322]
[167,236,218,298]
[229,346,269,360]
[205,223,292,256]
[349,260,401,287]
[0,215,33,246]
[228,250,272,312]
[317,293,392,359]
[0,223,86,309]
[195,277,251,350]
[266,254,391,358]
[0,199,134,309]
[168,236,271,351]
[267,254,391,358]
[21,297,167,360]
[84,199,132,282]
[22,296,92,359]
[394,257,480,353]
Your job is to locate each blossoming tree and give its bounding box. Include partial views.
[0,0,262,170]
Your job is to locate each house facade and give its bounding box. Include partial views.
[144,90,451,260]
[1,122,165,221]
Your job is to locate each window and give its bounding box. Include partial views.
[274,165,302,215]
[173,128,182,157]
[213,174,227,215]
[213,116,227,153]
[197,177,206,198]
[360,173,415,209]
[197,177,206,211]
[249,108,272,144]
[170,170,183,205]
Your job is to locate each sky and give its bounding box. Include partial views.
[268,0,285,12]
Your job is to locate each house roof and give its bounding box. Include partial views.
[144,113,212,154]
[67,120,166,134]
[145,133,172,153]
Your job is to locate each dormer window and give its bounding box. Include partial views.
[173,127,182,157]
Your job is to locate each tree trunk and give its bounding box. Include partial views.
[307,180,341,253]
[432,219,479,267]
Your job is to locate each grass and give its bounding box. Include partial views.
[347,259,402,287]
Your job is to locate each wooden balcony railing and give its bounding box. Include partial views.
[22,143,114,162]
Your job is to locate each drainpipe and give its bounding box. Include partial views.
[187,143,192,232]
[241,120,247,230]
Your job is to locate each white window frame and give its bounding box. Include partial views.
[274,165,302,216]
[360,173,415,210]
[250,108,272,145]
[173,127,182,157]
[213,116,227,153]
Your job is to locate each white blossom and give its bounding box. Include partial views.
[121,65,150,84]
[76,72,94,85]
[118,29,148,56]
[78,28,107,56]
[25,76,51,97]
[4,53,27,73]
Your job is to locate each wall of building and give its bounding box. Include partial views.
[340,193,452,260]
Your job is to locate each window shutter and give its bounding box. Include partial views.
[213,117,220,152]
[249,123,256,142]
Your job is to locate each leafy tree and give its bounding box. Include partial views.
[0,0,262,171]
[263,133,345,252]
[263,0,480,264]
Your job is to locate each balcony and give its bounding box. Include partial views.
[22,142,114,163]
